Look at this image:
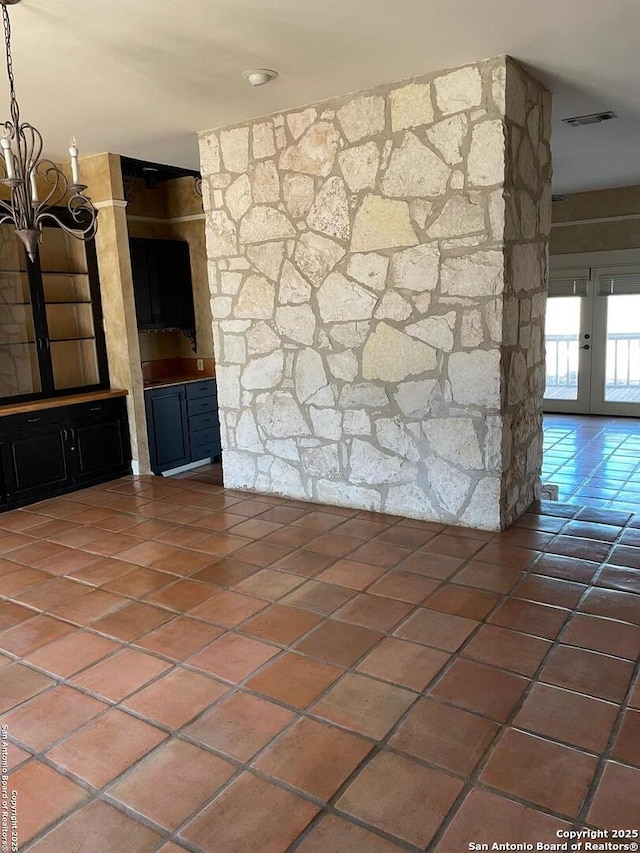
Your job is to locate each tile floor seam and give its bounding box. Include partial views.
[3,456,640,852]
[572,651,640,829]
[285,805,424,853]
[99,756,246,844]
[14,740,174,852]
[2,572,632,737]
[431,555,638,828]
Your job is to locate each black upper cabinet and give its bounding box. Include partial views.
[130,238,195,336]
[0,218,110,405]
[130,239,157,328]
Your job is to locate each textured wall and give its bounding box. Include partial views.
[501,64,553,525]
[551,185,640,255]
[85,154,151,474]
[199,56,551,529]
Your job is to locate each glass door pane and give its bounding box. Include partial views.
[545,296,582,401]
[40,227,100,391]
[0,226,41,398]
[604,294,640,405]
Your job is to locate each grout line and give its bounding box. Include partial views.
[3,453,640,851]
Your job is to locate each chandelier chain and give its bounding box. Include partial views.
[0,0,98,261]
[2,4,18,128]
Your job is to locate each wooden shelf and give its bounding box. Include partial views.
[49,337,96,343]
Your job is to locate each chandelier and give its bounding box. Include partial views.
[0,0,97,262]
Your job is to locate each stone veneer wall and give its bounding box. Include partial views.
[198,55,551,530]
[501,64,552,525]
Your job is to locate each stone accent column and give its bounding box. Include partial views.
[198,55,551,530]
[501,62,553,525]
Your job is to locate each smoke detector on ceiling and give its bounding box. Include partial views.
[246,69,278,87]
[562,111,617,127]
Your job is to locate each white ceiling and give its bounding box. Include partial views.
[7,0,640,193]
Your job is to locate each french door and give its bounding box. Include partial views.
[545,252,640,417]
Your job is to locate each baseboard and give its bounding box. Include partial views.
[160,458,214,477]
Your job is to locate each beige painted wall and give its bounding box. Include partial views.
[82,153,151,473]
[551,185,640,254]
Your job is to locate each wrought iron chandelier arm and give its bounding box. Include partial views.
[0,194,13,216]
[36,201,99,241]
[33,157,70,210]
[0,0,98,261]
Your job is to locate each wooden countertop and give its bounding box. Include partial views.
[143,376,215,390]
[0,389,128,417]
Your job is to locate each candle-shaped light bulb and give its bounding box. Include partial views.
[1,133,15,180]
[30,162,38,203]
[69,136,80,185]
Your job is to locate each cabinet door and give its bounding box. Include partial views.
[1,425,71,505]
[69,409,131,485]
[157,241,195,330]
[130,239,161,329]
[145,385,190,473]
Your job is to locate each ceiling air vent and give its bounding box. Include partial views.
[562,111,617,127]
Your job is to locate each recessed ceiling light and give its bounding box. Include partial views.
[246,69,278,87]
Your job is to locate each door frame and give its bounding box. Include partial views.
[544,264,593,414]
[548,249,640,417]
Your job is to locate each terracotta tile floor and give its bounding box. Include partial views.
[0,464,639,852]
[543,414,640,512]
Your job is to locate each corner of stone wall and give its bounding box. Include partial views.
[500,59,553,527]
[199,55,551,532]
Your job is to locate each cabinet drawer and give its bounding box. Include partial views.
[69,398,126,422]
[0,406,67,434]
[186,380,216,400]
[186,396,217,416]
[188,411,218,432]
[190,425,220,447]
[191,442,218,461]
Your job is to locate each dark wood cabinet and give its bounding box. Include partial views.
[0,220,110,405]
[145,384,191,473]
[145,379,220,474]
[130,238,195,337]
[0,395,131,510]
[130,239,157,328]
[1,422,70,506]
[70,399,131,485]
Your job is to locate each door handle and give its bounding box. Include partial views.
[580,344,591,350]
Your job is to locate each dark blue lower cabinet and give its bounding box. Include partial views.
[145,385,190,474]
[0,395,132,510]
[145,379,221,474]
